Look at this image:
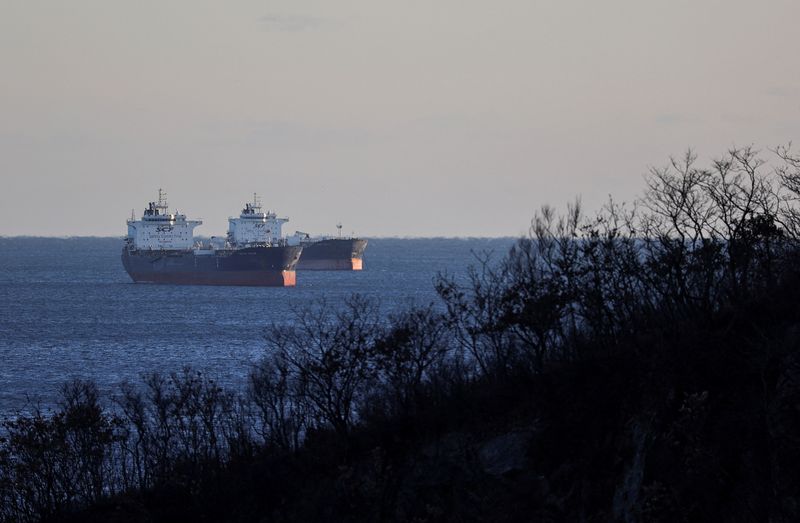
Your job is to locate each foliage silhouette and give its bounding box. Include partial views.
[2,145,800,521]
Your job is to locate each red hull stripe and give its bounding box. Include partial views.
[130,270,296,287]
[296,258,363,271]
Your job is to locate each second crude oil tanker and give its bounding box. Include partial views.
[293,228,368,271]
[228,196,369,271]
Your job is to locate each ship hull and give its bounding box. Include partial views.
[121,245,302,287]
[296,238,368,271]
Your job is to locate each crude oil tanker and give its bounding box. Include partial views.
[294,234,368,270]
[121,191,302,286]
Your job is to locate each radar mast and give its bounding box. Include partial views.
[156,188,169,214]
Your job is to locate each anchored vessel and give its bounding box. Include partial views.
[121,191,302,286]
[294,231,368,271]
[234,199,368,271]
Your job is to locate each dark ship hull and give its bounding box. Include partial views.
[296,238,368,270]
[121,245,303,286]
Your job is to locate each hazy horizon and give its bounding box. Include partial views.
[1,0,798,237]
[0,233,519,240]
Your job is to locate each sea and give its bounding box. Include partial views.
[0,237,516,416]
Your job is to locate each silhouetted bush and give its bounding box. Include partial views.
[0,381,121,522]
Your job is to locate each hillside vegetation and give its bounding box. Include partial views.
[2,146,800,522]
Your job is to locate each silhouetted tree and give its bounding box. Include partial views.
[249,352,307,451]
[370,304,450,416]
[263,295,382,438]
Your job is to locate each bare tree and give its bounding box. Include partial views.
[263,295,382,438]
[371,304,450,415]
[249,352,307,451]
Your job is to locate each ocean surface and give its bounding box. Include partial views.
[0,237,515,416]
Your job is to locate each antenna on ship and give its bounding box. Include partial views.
[336,222,343,239]
[156,188,169,214]
[130,208,135,222]
[253,192,261,210]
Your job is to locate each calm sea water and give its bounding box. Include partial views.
[0,237,515,415]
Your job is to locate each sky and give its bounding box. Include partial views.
[0,0,798,237]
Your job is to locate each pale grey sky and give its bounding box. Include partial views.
[1,0,798,237]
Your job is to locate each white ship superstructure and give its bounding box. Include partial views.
[227,194,289,247]
[125,190,201,250]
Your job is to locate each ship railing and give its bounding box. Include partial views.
[310,235,360,241]
[236,238,292,248]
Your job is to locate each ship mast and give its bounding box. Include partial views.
[252,192,263,211]
[156,188,169,214]
[337,222,342,239]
